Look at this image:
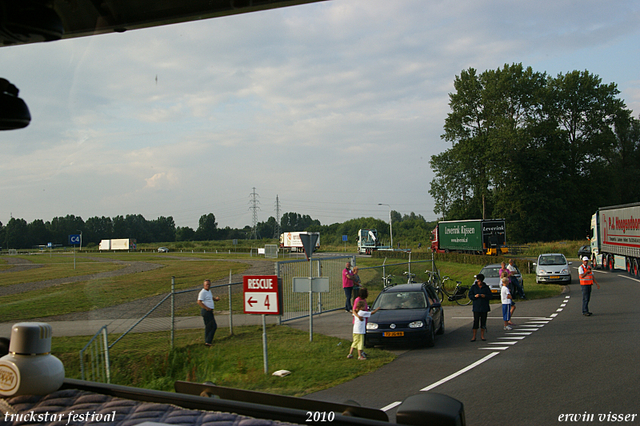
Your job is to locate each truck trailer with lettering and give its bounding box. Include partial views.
[431,219,507,255]
[98,238,137,251]
[590,202,640,275]
[279,232,319,253]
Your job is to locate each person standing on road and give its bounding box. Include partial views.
[469,273,492,342]
[579,256,600,316]
[501,277,513,330]
[197,279,221,346]
[343,262,355,312]
[347,300,380,360]
[507,258,526,299]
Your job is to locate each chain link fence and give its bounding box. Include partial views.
[79,255,356,382]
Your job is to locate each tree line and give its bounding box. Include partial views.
[430,63,640,243]
[0,211,435,250]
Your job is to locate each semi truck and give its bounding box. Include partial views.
[430,219,508,255]
[357,229,392,254]
[279,232,320,253]
[590,203,640,275]
[98,238,137,251]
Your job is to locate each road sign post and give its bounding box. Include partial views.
[299,233,320,342]
[243,275,281,374]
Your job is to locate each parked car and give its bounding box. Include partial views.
[478,263,524,298]
[158,247,169,253]
[534,253,572,284]
[577,245,591,259]
[365,283,444,348]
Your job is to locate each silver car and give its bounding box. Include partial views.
[478,263,524,298]
[534,253,572,284]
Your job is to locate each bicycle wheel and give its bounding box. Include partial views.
[441,276,457,295]
[455,293,472,305]
[455,287,472,306]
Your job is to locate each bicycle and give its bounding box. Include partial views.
[382,274,394,288]
[403,271,417,284]
[425,270,472,305]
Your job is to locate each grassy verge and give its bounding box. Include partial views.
[54,326,395,396]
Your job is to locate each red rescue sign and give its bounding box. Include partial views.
[243,275,281,315]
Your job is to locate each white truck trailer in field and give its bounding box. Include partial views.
[99,238,137,251]
[590,203,640,274]
[279,232,320,253]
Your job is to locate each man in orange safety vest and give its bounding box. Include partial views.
[578,256,600,316]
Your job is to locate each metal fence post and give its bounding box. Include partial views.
[171,276,175,349]
[228,270,234,336]
[102,326,111,383]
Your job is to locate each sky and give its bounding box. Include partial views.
[1,0,639,231]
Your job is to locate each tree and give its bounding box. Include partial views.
[280,212,321,232]
[176,226,195,241]
[257,216,278,239]
[196,213,218,241]
[48,215,85,244]
[5,218,28,249]
[27,219,49,247]
[151,216,176,242]
[431,63,633,242]
[84,216,113,245]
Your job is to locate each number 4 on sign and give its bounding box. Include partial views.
[244,292,278,314]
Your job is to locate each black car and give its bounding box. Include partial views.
[365,283,444,348]
[578,245,591,259]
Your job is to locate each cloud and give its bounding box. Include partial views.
[0,0,639,229]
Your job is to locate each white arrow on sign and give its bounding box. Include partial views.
[244,292,278,314]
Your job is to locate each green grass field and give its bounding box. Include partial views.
[1,246,568,395]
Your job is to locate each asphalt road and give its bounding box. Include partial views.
[305,266,640,426]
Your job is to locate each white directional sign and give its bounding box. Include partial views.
[292,277,330,293]
[243,275,281,315]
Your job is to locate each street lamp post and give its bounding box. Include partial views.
[378,203,393,249]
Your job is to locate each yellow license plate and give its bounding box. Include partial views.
[550,276,560,279]
[383,331,404,337]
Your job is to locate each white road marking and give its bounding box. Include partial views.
[619,275,640,283]
[419,352,501,392]
[381,296,570,413]
[381,401,402,412]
